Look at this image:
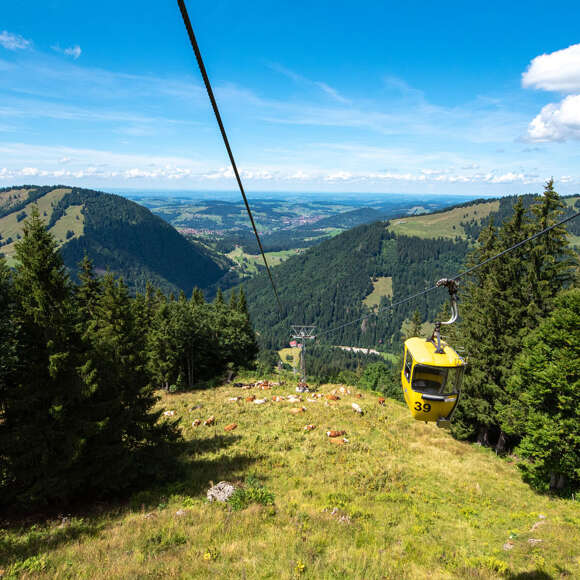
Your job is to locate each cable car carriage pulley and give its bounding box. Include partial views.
[401,278,466,428]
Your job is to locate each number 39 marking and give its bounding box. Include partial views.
[414,401,432,413]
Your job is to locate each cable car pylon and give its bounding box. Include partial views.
[291,325,316,388]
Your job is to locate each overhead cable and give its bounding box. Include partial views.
[177,0,283,313]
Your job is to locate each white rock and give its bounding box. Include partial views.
[207,481,236,503]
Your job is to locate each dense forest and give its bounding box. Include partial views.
[0,186,226,296]
[448,181,579,493]
[0,207,257,508]
[241,222,469,351]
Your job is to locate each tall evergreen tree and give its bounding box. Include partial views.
[2,207,87,503]
[499,288,580,494]
[452,184,577,449]
[80,274,179,492]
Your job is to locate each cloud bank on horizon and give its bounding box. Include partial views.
[0,1,579,194]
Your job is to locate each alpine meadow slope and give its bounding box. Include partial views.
[2,381,579,578]
[0,186,226,294]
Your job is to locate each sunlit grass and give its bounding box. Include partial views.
[2,379,579,579]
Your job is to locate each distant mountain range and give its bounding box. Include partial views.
[0,186,226,294]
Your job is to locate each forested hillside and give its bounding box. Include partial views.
[242,221,469,351]
[0,186,226,294]
[0,208,257,507]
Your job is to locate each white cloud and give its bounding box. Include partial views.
[52,44,82,60]
[526,94,580,142]
[0,31,32,51]
[523,44,580,142]
[522,43,580,93]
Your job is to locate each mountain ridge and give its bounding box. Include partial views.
[0,185,226,294]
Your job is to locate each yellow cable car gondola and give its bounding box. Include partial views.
[401,279,466,428]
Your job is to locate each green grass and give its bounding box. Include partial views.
[388,200,500,240]
[227,247,301,277]
[2,380,579,579]
[363,276,393,308]
[47,204,85,245]
[0,188,71,257]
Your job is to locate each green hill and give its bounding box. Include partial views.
[0,186,226,294]
[242,221,469,351]
[3,380,579,578]
[387,195,580,244]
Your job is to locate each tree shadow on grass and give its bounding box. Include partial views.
[0,434,256,569]
[509,572,554,580]
[174,434,260,497]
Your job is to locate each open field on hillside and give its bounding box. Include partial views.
[363,276,393,308]
[0,188,74,257]
[279,347,301,366]
[2,380,579,579]
[388,201,500,240]
[227,247,301,275]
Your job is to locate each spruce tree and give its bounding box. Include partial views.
[500,288,580,494]
[452,185,577,449]
[3,207,87,504]
[81,274,179,492]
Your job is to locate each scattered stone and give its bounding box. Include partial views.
[531,520,546,531]
[538,514,546,519]
[175,509,187,517]
[503,541,514,551]
[163,410,176,417]
[224,423,237,432]
[528,538,543,546]
[204,416,215,426]
[144,512,157,519]
[207,481,236,503]
[328,507,351,523]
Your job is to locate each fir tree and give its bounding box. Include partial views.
[500,288,580,494]
[3,207,87,504]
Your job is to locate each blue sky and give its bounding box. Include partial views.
[1,0,580,195]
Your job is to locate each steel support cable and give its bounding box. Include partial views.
[177,0,283,313]
[317,209,580,338]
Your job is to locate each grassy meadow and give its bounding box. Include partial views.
[387,201,500,240]
[363,276,393,308]
[2,378,579,579]
[0,188,84,259]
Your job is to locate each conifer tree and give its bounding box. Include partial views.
[452,184,577,449]
[81,274,179,492]
[500,288,580,494]
[0,257,21,490]
[408,309,423,338]
[3,207,87,503]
